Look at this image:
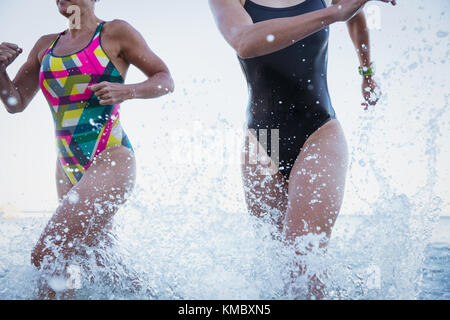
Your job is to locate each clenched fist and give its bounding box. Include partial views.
[0,42,23,71]
[361,76,381,110]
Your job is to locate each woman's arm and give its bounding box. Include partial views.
[329,0,389,108]
[89,20,174,106]
[0,35,55,114]
[346,11,371,68]
[343,4,381,107]
[209,0,396,59]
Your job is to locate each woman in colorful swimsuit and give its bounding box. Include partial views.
[0,0,173,296]
[209,0,396,298]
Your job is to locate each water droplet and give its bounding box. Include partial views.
[48,277,67,292]
[68,191,79,204]
[436,30,448,38]
[7,96,18,106]
[359,159,366,167]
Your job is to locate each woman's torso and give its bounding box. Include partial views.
[39,21,132,185]
[238,0,336,130]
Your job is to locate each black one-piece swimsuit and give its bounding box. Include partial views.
[239,0,337,180]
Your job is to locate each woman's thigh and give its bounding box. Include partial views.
[241,130,288,228]
[55,158,73,202]
[283,119,349,243]
[32,146,136,268]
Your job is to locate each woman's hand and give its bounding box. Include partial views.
[89,82,135,106]
[0,42,23,72]
[334,0,396,22]
[361,76,381,110]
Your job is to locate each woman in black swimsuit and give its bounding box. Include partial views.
[209,0,396,298]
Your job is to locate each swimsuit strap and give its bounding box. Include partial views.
[42,31,65,57]
[93,21,106,38]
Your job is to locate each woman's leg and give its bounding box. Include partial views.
[31,146,136,295]
[284,119,348,241]
[241,130,288,231]
[55,158,74,201]
[283,119,349,298]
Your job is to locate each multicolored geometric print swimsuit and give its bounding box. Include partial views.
[39,21,133,185]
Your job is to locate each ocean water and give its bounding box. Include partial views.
[418,218,450,300]
[0,213,448,300]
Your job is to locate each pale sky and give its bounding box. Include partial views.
[0,0,449,216]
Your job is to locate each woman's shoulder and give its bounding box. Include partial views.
[35,33,61,62]
[102,19,136,35]
[101,19,141,41]
[37,33,61,47]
